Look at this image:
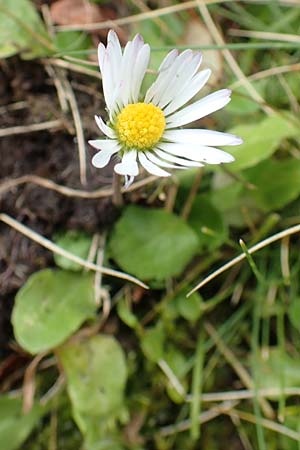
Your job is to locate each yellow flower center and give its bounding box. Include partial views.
[115,103,166,150]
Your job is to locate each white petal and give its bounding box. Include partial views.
[158,52,203,109]
[100,49,115,113]
[145,50,178,103]
[138,152,171,177]
[145,50,193,105]
[131,44,151,103]
[151,50,194,106]
[94,115,116,139]
[98,42,105,73]
[163,129,243,146]
[166,89,232,128]
[88,139,119,150]
[118,34,144,107]
[154,149,203,167]
[158,143,235,164]
[145,151,184,169]
[163,69,211,116]
[91,143,120,168]
[158,49,178,72]
[114,150,139,176]
[107,30,122,86]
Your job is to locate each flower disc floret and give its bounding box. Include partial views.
[116,103,166,150]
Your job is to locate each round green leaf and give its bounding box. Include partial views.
[0,396,43,450]
[227,114,299,172]
[175,290,203,322]
[109,206,199,281]
[244,158,300,211]
[141,323,165,363]
[12,269,96,354]
[58,335,127,418]
[0,0,49,58]
[53,230,93,271]
[252,348,300,393]
[188,195,228,250]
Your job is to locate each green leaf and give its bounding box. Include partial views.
[227,85,261,115]
[0,0,50,58]
[12,269,96,354]
[227,114,299,171]
[54,31,92,60]
[141,323,165,363]
[175,290,203,322]
[117,299,138,329]
[58,335,127,430]
[253,348,300,393]
[188,195,228,250]
[288,297,300,332]
[0,396,43,450]
[109,206,199,281]
[244,158,300,211]
[53,230,93,271]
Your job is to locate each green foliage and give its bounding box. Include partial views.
[58,335,127,448]
[253,348,300,392]
[117,298,139,329]
[173,291,203,322]
[244,158,300,211]
[228,114,299,171]
[54,31,92,59]
[12,269,96,354]
[0,396,43,450]
[109,205,199,281]
[287,297,300,332]
[187,195,228,250]
[0,0,50,58]
[5,2,300,449]
[53,230,93,271]
[141,322,165,363]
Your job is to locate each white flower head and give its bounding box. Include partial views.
[89,30,242,188]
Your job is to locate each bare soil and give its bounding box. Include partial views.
[0,58,118,357]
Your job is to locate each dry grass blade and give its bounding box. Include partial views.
[23,352,48,413]
[188,224,300,296]
[62,78,87,186]
[44,59,101,79]
[196,1,273,115]
[0,213,148,289]
[189,387,300,403]
[159,400,239,436]
[53,0,215,32]
[229,29,300,43]
[226,409,300,441]
[0,120,63,138]
[231,63,300,88]
[204,322,274,419]
[0,174,157,199]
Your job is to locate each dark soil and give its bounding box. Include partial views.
[0,58,118,356]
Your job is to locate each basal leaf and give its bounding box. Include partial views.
[53,230,93,271]
[58,335,127,419]
[109,206,199,281]
[0,0,50,58]
[227,114,299,171]
[188,195,228,250]
[0,396,43,450]
[244,158,300,211]
[141,323,165,363]
[253,348,300,393]
[12,269,96,354]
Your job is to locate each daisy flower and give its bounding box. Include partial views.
[89,30,242,188]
